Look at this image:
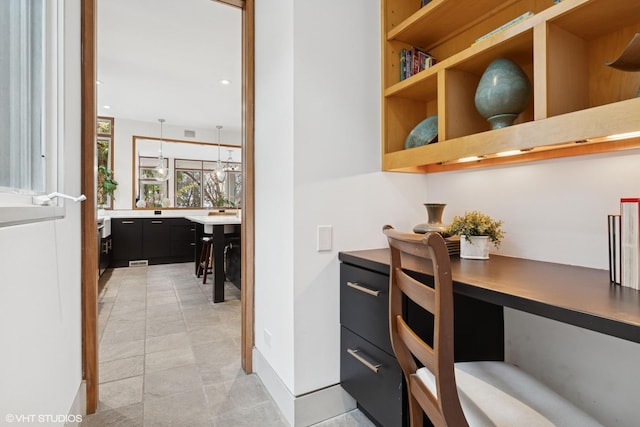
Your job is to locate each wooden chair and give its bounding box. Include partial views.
[382,225,604,427]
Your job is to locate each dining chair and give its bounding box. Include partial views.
[383,225,604,427]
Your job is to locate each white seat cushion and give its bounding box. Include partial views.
[415,361,603,427]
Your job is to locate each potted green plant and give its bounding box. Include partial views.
[446,210,504,259]
[98,165,118,208]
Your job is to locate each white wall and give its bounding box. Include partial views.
[254,0,296,396]
[254,0,429,422]
[0,1,84,423]
[426,151,640,425]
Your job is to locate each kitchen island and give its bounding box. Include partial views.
[186,214,241,303]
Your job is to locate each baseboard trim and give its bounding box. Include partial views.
[253,348,356,427]
[65,380,86,427]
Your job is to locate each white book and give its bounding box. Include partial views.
[620,199,640,289]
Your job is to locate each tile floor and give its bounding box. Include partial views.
[81,262,376,427]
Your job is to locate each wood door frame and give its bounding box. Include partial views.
[81,0,99,414]
[80,0,255,413]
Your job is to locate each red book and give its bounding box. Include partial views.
[620,198,640,289]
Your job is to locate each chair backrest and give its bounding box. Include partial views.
[383,225,468,427]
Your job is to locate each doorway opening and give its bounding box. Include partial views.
[80,0,255,413]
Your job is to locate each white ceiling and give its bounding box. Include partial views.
[97,0,242,135]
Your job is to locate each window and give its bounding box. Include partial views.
[97,116,114,209]
[133,137,242,210]
[175,160,202,208]
[137,157,168,208]
[0,0,64,226]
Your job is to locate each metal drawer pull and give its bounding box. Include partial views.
[347,348,381,373]
[121,220,135,224]
[151,220,163,224]
[346,281,381,297]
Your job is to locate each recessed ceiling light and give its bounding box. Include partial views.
[96,80,102,85]
[219,79,231,85]
[103,105,111,109]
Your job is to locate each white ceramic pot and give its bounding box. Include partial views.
[460,235,490,260]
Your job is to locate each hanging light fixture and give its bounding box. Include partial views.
[224,149,238,171]
[214,125,226,182]
[154,118,169,181]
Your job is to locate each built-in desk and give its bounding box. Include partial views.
[339,249,640,427]
[341,249,640,343]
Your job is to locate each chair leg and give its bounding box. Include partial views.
[202,242,212,284]
[409,394,423,427]
[196,241,207,278]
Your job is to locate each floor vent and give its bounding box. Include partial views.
[129,260,149,267]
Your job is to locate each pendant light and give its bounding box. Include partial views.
[154,118,169,181]
[214,125,226,182]
[224,149,239,172]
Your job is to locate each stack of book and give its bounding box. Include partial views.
[619,198,640,288]
[400,47,436,81]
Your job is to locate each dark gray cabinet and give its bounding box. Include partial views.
[112,218,143,265]
[339,253,504,427]
[99,235,112,276]
[142,219,171,259]
[170,220,196,259]
[340,263,403,427]
[112,217,194,267]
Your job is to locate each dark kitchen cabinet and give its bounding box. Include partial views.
[111,218,143,266]
[142,219,171,259]
[111,217,195,267]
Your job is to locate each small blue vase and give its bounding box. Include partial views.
[474,58,531,130]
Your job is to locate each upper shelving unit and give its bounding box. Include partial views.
[382,0,640,173]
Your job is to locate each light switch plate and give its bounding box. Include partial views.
[317,225,333,252]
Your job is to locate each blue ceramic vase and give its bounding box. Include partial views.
[474,58,531,130]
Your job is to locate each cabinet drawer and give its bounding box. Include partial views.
[341,263,393,355]
[340,327,402,427]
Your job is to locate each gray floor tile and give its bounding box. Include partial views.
[204,374,271,417]
[145,346,195,373]
[95,263,374,427]
[100,339,145,362]
[146,318,187,338]
[143,389,212,427]
[146,331,190,354]
[211,400,288,427]
[98,376,144,411]
[99,355,144,384]
[311,410,377,427]
[146,296,178,307]
[101,323,147,345]
[81,403,143,427]
[144,364,203,399]
[107,308,146,322]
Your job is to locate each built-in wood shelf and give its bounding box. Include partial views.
[382,0,640,172]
